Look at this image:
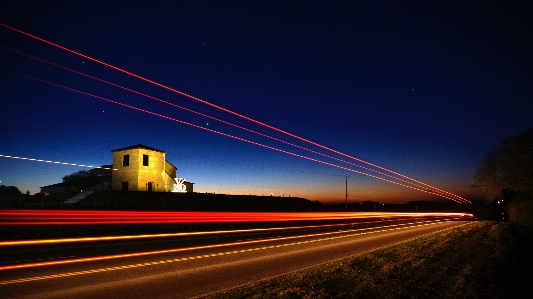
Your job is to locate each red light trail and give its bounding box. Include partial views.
[2,70,469,203]
[0,46,468,202]
[0,219,414,246]
[0,209,474,226]
[0,217,472,272]
[0,23,471,204]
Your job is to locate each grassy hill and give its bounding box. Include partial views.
[85,191,326,211]
[12,191,325,212]
[210,221,533,299]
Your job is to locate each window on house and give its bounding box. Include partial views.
[123,155,129,166]
[143,154,149,166]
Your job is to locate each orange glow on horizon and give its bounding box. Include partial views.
[0,23,471,204]
[1,71,472,204]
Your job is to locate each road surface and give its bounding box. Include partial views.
[0,219,472,298]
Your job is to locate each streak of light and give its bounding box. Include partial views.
[0,70,469,203]
[0,46,464,202]
[0,154,117,170]
[0,219,460,271]
[0,218,416,246]
[0,209,476,227]
[0,222,475,286]
[0,23,471,204]
[0,47,444,200]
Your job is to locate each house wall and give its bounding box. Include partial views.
[112,148,173,192]
[164,161,177,191]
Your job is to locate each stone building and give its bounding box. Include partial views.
[41,144,193,193]
[111,144,193,192]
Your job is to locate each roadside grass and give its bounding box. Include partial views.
[209,221,533,299]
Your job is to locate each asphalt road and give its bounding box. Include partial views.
[0,219,472,298]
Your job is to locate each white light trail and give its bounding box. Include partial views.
[0,154,117,170]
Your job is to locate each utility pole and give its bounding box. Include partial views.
[331,174,350,210]
[345,175,350,210]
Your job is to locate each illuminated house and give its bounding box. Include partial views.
[40,144,193,194]
[111,144,193,192]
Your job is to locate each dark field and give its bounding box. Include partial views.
[209,221,533,299]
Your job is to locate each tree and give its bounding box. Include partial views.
[506,192,533,230]
[62,170,102,192]
[474,127,533,224]
[474,127,533,200]
[0,185,21,196]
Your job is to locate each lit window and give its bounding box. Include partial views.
[123,155,129,166]
[143,154,149,166]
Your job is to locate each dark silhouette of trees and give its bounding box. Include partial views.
[506,191,533,229]
[0,185,21,196]
[474,127,533,224]
[362,201,379,211]
[62,170,102,192]
[474,127,533,199]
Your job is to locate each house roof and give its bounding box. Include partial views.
[111,144,166,153]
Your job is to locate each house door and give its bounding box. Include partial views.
[121,182,128,191]
[147,182,153,192]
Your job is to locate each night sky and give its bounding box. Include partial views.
[1,1,532,204]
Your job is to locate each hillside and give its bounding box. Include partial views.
[57,191,325,212]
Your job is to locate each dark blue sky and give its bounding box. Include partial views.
[1,1,532,203]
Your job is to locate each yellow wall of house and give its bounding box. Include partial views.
[112,148,174,192]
